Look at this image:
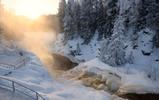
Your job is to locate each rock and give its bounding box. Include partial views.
[92,83,99,89]
[106,78,121,92]
[101,75,107,82]
[141,50,151,56]
[94,77,103,85]
[104,86,109,91]
[84,71,97,77]
[97,84,105,90]
[52,53,78,70]
[96,74,102,79]
[155,59,159,62]
[82,78,93,87]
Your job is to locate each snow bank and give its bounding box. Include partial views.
[5,53,124,100]
[65,58,159,95]
[52,34,101,62]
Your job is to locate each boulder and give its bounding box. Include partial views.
[52,53,78,70]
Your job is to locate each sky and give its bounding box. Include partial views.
[1,0,59,19]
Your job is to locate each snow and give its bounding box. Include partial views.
[0,55,25,68]
[123,29,159,80]
[52,29,159,96]
[0,29,158,100]
[65,58,159,95]
[52,33,101,62]
[119,73,159,94]
[1,0,159,99]
[2,53,123,100]
[53,29,159,71]
[0,87,30,100]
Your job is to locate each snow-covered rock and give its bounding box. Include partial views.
[1,52,125,100]
[64,59,159,95]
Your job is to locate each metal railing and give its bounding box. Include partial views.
[0,76,45,100]
[0,57,29,70]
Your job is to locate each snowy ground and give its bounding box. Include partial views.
[0,29,159,100]
[52,30,159,95]
[64,59,159,95]
[2,53,124,100]
[52,34,101,62]
[0,87,30,100]
[0,33,124,100]
[0,49,158,100]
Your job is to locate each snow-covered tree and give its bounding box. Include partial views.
[100,34,127,66]
[79,0,94,44]
[96,0,105,40]
[102,0,119,38]
[137,0,159,48]
[137,0,149,30]
[63,0,75,40]
[153,30,159,48]
[72,1,80,34]
[58,0,66,32]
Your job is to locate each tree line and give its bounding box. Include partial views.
[58,0,159,46]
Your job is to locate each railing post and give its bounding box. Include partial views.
[12,81,15,92]
[36,92,39,100]
[24,59,25,66]
[14,65,16,70]
[0,77,45,100]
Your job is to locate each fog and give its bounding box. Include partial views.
[0,8,59,67]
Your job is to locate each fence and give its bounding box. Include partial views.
[0,56,29,70]
[0,76,45,100]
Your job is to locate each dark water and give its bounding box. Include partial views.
[120,93,159,100]
[46,53,159,100]
[44,53,78,78]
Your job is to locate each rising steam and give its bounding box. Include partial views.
[0,8,58,67]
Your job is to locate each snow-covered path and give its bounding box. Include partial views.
[0,87,31,100]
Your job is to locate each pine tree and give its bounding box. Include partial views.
[100,34,127,66]
[137,0,149,30]
[79,0,93,43]
[153,30,159,48]
[102,0,118,38]
[138,0,159,48]
[72,1,80,34]
[96,0,105,40]
[63,0,75,40]
[58,0,66,32]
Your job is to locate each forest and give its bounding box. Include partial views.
[0,0,159,100]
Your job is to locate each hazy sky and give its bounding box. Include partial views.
[2,0,59,18]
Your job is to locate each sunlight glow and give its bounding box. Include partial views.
[2,0,59,20]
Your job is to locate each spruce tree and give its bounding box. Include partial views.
[58,0,66,32]
[63,0,75,40]
[79,0,93,44]
[96,0,105,40]
[72,1,80,34]
[103,0,118,38]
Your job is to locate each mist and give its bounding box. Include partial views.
[0,8,59,67]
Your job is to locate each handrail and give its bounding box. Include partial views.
[0,57,27,70]
[0,76,45,100]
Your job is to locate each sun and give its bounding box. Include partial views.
[2,0,59,20]
[14,0,54,20]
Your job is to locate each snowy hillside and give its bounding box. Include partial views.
[0,0,159,99]
[63,59,159,94]
[0,38,124,100]
[53,0,159,96]
[6,52,125,100]
[56,0,159,81]
[53,28,159,79]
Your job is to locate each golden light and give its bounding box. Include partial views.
[2,0,59,20]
